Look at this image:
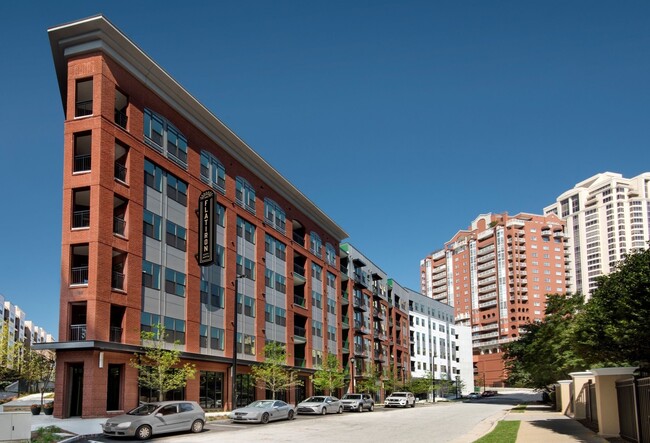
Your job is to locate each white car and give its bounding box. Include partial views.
[384,392,416,408]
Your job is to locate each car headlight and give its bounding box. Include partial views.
[116,422,131,429]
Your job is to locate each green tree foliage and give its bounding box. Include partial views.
[129,324,196,402]
[0,323,22,388]
[311,353,346,395]
[408,372,434,396]
[574,247,650,370]
[382,367,405,393]
[250,342,302,399]
[356,363,380,395]
[22,348,55,407]
[503,293,587,390]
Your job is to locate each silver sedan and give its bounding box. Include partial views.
[296,396,343,415]
[229,400,296,424]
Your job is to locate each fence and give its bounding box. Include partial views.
[616,376,650,443]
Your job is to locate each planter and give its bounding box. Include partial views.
[30,405,41,415]
[43,404,54,415]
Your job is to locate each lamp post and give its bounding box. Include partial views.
[231,274,245,410]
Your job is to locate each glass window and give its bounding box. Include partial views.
[75,78,93,117]
[200,151,226,193]
[143,210,162,240]
[325,243,336,266]
[237,217,256,244]
[275,307,286,326]
[264,199,286,233]
[310,232,322,257]
[142,260,160,290]
[166,220,187,251]
[167,175,188,206]
[143,109,188,168]
[237,255,256,280]
[236,177,256,213]
[144,160,163,192]
[265,303,274,323]
[165,268,186,296]
[210,327,224,350]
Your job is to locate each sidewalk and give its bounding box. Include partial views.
[502,404,611,443]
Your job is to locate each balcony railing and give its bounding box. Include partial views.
[114,162,127,182]
[114,110,128,129]
[113,217,126,236]
[293,295,306,308]
[72,210,90,228]
[111,271,125,291]
[341,317,350,329]
[353,297,367,311]
[75,100,93,117]
[109,326,122,342]
[294,358,306,367]
[294,326,306,338]
[71,266,88,285]
[70,324,86,341]
[73,154,91,172]
[292,232,305,247]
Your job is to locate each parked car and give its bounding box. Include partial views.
[102,401,205,440]
[482,390,498,397]
[297,396,342,415]
[467,392,481,400]
[384,392,416,408]
[228,400,296,423]
[341,393,375,412]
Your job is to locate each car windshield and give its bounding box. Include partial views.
[127,403,159,415]
[304,396,326,403]
[248,400,275,408]
[391,393,406,397]
[343,394,361,399]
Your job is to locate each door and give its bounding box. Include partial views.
[106,364,122,411]
[68,364,84,417]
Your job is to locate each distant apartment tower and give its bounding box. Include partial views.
[46,16,347,418]
[544,172,650,295]
[420,212,569,386]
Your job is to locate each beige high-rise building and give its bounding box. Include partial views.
[420,212,569,387]
[544,172,650,296]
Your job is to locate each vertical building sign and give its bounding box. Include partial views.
[197,190,215,266]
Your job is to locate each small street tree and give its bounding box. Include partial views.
[250,342,302,399]
[0,323,22,390]
[129,324,196,402]
[22,348,55,407]
[356,363,380,396]
[311,353,346,395]
[382,367,404,393]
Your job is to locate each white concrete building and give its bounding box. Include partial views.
[406,288,474,397]
[544,172,650,295]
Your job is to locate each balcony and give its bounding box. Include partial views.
[293,264,306,285]
[111,271,125,291]
[342,341,350,353]
[72,210,90,229]
[341,292,350,305]
[294,326,307,344]
[70,324,86,341]
[73,154,91,173]
[341,316,350,329]
[114,162,127,182]
[354,345,368,357]
[478,299,497,309]
[353,272,368,288]
[353,297,367,312]
[71,266,89,285]
[75,100,93,117]
[109,326,122,343]
[353,321,370,335]
[115,110,128,129]
[113,217,126,236]
[293,295,307,309]
[294,358,306,367]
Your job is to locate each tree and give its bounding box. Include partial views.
[435,374,453,397]
[311,354,346,395]
[503,293,588,390]
[382,367,404,393]
[409,374,433,397]
[250,342,302,399]
[22,348,55,407]
[0,323,22,389]
[356,363,380,396]
[129,324,196,402]
[574,247,650,371]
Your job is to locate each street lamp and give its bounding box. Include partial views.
[231,274,245,410]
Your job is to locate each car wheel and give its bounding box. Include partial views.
[191,420,204,433]
[369,403,374,412]
[288,410,295,420]
[358,403,363,412]
[321,407,327,415]
[338,406,343,414]
[261,412,270,424]
[411,401,416,408]
[135,425,152,440]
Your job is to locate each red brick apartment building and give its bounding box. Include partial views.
[420,213,569,387]
[46,15,351,418]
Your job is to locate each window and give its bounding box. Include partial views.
[165,268,186,296]
[244,296,255,318]
[312,320,323,337]
[325,243,336,266]
[140,312,160,333]
[237,217,256,244]
[237,333,256,355]
[327,272,336,288]
[167,175,188,206]
[144,160,163,192]
[327,297,336,315]
[75,78,93,117]
[237,255,256,280]
[143,109,187,168]
[164,316,185,344]
[264,199,286,233]
[312,292,322,309]
[275,307,286,326]
[311,263,322,281]
[73,132,92,172]
[265,235,286,260]
[216,203,226,228]
[275,274,286,293]
[166,221,187,251]
[328,325,336,342]
[265,303,274,323]
[201,281,224,308]
[115,89,128,129]
[200,151,226,193]
[310,232,322,257]
[235,177,256,213]
[210,327,224,350]
[142,261,161,289]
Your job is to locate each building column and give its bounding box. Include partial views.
[568,371,593,420]
[557,380,572,414]
[590,367,638,438]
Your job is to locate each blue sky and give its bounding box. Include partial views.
[0,1,648,337]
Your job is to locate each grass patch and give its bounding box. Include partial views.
[511,404,528,413]
[31,426,66,443]
[474,420,520,443]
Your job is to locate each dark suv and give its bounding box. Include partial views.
[340,393,375,412]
